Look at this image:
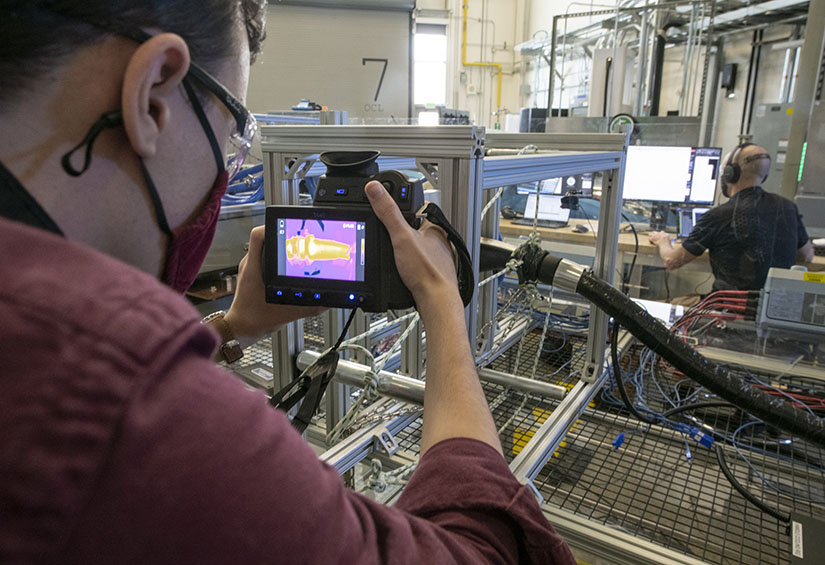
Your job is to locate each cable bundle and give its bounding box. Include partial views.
[670,290,759,341]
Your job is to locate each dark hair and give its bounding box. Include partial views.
[0,1,267,104]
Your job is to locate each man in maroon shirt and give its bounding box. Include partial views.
[0,2,575,563]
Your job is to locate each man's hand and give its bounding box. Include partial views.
[648,231,672,247]
[364,181,460,316]
[647,230,698,270]
[224,226,325,342]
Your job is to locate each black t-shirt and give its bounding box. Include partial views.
[682,186,809,291]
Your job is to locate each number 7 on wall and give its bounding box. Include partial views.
[362,58,388,102]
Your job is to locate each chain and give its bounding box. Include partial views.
[326,315,421,446]
[352,405,421,429]
[363,459,419,493]
[340,311,418,348]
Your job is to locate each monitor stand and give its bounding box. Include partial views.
[650,202,670,232]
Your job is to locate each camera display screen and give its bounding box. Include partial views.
[275,218,366,282]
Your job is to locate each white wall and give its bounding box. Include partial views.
[520,1,802,148]
[708,26,799,156]
[245,1,804,136]
[444,0,525,127]
[246,5,410,122]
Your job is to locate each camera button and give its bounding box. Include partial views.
[381,181,394,194]
[335,188,348,196]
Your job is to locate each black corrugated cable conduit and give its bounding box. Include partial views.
[573,269,825,448]
[478,240,825,449]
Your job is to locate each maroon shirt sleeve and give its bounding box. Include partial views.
[58,329,574,565]
[0,219,574,564]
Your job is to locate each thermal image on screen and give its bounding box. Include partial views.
[276,218,366,281]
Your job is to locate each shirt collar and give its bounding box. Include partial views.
[0,159,64,236]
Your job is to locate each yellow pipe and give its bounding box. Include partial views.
[461,0,502,123]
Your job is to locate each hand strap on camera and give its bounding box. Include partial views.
[418,203,475,307]
[270,309,357,434]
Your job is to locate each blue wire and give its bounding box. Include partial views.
[731,421,825,505]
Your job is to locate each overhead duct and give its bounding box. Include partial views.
[270,0,414,11]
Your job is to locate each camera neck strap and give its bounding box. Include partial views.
[418,203,475,308]
[271,309,356,434]
[270,349,339,435]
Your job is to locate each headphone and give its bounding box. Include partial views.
[722,142,771,185]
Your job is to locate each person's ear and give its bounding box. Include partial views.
[121,33,191,158]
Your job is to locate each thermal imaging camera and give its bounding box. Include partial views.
[263,151,425,312]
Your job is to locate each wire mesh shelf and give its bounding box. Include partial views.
[225,304,825,564]
[534,343,825,565]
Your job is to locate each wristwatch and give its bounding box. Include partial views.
[201,311,244,364]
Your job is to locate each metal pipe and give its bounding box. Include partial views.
[634,2,649,116]
[696,0,716,121]
[462,0,502,119]
[780,47,792,103]
[788,46,801,103]
[739,30,759,137]
[296,350,569,404]
[679,3,696,116]
[742,29,764,137]
[650,34,665,115]
[687,2,705,115]
[476,368,567,399]
[546,15,559,116]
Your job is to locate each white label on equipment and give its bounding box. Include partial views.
[767,289,805,321]
[779,138,789,148]
[251,367,274,381]
[792,520,803,558]
[777,152,786,164]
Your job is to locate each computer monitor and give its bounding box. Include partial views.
[516,177,561,195]
[623,145,721,204]
[677,206,710,237]
[693,207,709,224]
[687,148,721,204]
[523,194,571,223]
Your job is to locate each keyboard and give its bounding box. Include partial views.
[511,218,569,229]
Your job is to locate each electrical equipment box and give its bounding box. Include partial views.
[750,102,794,195]
[413,105,470,125]
[721,63,737,90]
[757,267,825,338]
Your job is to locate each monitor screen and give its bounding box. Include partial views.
[276,218,366,282]
[623,145,721,204]
[516,177,561,195]
[523,194,571,222]
[623,146,693,202]
[686,148,721,204]
[678,208,694,238]
[692,207,710,224]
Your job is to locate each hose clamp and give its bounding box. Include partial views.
[553,259,586,292]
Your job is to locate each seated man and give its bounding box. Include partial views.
[0,2,574,563]
[649,143,814,291]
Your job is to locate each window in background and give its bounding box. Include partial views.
[414,24,447,106]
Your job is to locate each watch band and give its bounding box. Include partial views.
[201,311,244,364]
